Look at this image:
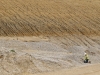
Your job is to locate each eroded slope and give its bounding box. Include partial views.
[0,0,100,36]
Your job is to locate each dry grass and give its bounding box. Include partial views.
[0,0,100,36]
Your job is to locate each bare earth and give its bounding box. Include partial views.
[23,63,100,75]
[0,37,100,75]
[0,0,100,75]
[0,0,100,36]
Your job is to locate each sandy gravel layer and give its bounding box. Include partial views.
[0,36,100,75]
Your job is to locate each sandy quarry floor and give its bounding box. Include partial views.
[0,36,100,75]
[23,63,100,75]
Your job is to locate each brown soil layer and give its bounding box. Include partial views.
[0,0,100,36]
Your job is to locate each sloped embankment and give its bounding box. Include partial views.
[0,0,100,36]
[0,38,100,75]
[0,0,100,75]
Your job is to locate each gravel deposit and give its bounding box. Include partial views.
[0,37,100,75]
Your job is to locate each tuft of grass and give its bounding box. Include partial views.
[10,50,16,52]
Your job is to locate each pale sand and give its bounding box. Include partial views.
[0,36,100,75]
[22,63,100,75]
[0,36,49,42]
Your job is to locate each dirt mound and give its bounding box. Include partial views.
[0,49,39,75]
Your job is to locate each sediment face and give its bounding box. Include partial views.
[0,0,100,36]
[0,0,100,75]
